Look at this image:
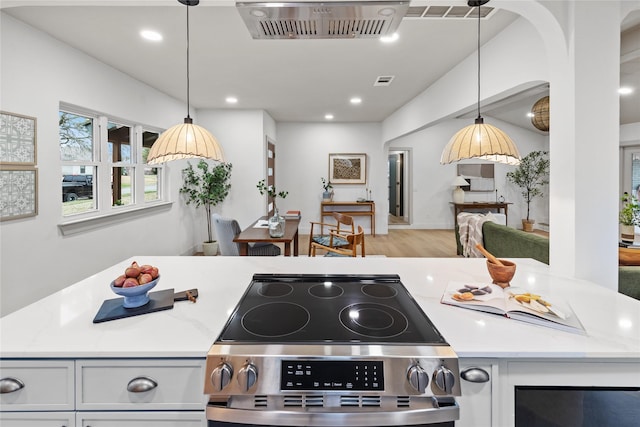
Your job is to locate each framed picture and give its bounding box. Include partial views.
[0,111,37,165]
[329,153,367,184]
[0,167,38,221]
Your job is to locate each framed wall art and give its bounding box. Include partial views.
[0,111,37,165]
[0,167,38,221]
[329,153,367,185]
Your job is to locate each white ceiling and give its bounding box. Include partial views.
[2,1,639,132]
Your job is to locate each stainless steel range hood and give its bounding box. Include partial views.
[236,1,409,39]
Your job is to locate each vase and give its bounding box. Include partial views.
[322,191,333,201]
[268,207,285,238]
[621,224,635,244]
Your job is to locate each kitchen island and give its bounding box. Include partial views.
[2,257,639,426]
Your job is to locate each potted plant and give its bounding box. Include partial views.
[180,160,232,255]
[619,192,639,244]
[506,150,550,232]
[321,177,333,201]
[257,179,288,237]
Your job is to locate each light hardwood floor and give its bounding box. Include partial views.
[300,229,458,257]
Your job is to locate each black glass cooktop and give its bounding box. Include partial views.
[216,274,448,345]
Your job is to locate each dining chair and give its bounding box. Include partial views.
[212,214,281,256]
[308,212,354,254]
[311,226,365,257]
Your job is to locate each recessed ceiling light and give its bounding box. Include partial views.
[325,114,334,120]
[380,33,399,43]
[619,86,634,95]
[350,97,362,104]
[225,96,238,104]
[140,29,162,42]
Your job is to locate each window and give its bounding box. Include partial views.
[59,106,164,218]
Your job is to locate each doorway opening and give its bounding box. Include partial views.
[388,149,411,227]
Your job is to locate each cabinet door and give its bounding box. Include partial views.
[76,411,205,426]
[456,359,494,427]
[0,412,75,427]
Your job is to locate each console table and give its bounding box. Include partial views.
[451,201,512,228]
[321,201,375,236]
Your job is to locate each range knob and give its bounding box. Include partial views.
[407,364,429,393]
[432,365,456,394]
[237,362,258,391]
[211,362,233,391]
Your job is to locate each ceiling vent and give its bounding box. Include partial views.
[236,2,410,39]
[374,76,395,86]
[405,5,494,19]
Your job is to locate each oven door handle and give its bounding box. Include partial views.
[206,398,459,426]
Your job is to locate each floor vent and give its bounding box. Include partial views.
[374,76,395,87]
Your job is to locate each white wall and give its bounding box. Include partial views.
[0,13,198,315]
[382,16,548,143]
[196,109,270,230]
[276,122,384,235]
[388,118,549,229]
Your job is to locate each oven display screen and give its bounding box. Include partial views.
[281,361,384,391]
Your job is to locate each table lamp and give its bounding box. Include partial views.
[452,176,469,203]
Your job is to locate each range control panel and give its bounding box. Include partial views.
[281,360,384,391]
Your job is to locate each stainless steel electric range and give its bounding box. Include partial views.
[204,274,461,427]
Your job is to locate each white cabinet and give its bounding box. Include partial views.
[0,360,74,411]
[76,359,205,411]
[1,360,75,426]
[1,358,206,427]
[456,359,495,427]
[76,411,204,426]
[0,412,75,427]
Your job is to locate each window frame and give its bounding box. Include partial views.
[58,104,170,235]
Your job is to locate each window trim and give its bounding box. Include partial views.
[59,104,167,227]
[58,201,173,236]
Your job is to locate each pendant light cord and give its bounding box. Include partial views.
[186,4,191,120]
[476,4,481,121]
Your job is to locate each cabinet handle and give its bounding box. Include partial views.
[127,376,158,393]
[0,377,25,393]
[460,367,490,383]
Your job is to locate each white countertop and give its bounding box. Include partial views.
[1,257,639,360]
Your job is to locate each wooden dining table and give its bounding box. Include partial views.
[233,216,300,256]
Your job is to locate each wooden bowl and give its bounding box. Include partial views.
[486,259,516,288]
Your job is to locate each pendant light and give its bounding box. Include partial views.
[440,0,520,166]
[147,0,224,165]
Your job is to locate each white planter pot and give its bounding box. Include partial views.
[620,224,635,244]
[202,241,219,256]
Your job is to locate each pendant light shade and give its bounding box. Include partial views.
[440,0,520,166]
[147,117,224,165]
[530,95,550,132]
[441,118,521,166]
[147,0,224,165]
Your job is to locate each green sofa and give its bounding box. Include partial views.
[456,221,640,300]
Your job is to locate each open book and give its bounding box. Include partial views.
[441,282,586,335]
